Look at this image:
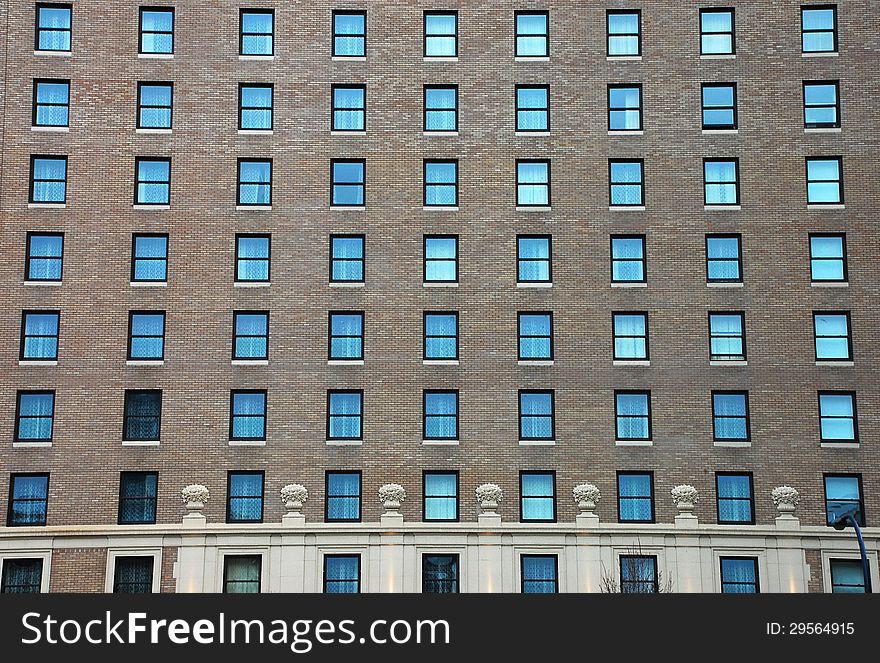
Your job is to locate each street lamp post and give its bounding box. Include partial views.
[832,506,872,593]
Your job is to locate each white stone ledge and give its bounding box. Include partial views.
[331,56,366,62]
[606,55,642,61]
[519,439,555,446]
[423,360,459,366]
[423,57,458,62]
[330,131,366,136]
[28,203,65,209]
[610,282,646,288]
[238,55,275,61]
[126,360,164,366]
[820,442,859,449]
[700,54,736,59]
[702,129,738,135]
[608,130,644,136]
[130,281,167,287]
[330,206,365,211]
[705,205,741,211]
[421,439,460,446]
[516,206,551,212]
[31,126,69,132]
[23,281,62,287]
[34,50,70,57]
[609,205,645,211]
[802,52,839,57]
[138,53,173,59]
[615,440,653,447]
[136,128,172,134]
[327,360,364,366]
[18,360,57,366]
[238,130,273,135]
[329,282,364,288]
[710,360,748,366]
[514,56,550,62]
[423,131,458,136]
[807,204,845,210]
[518,360,554,366]
[612,360,650,366]
[514,131,550,136]
[235,205,272,211]
[326,439,364,446]
[228,440,267,447]
[713,441,751,448]
[805,127,842,133]
[13,441,53,448]
[707,282,743,288]
[815,360,854,367]
[133,204,170,210]
[122,440,160,447]
[422,206,459,212]
[231,360,269,366]
[516,282,552,288]
[423,282,458,287]
[233,282,269,288]
[811,281,848,288]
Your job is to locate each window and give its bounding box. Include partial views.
[607,10,641,56]
[131,233,168,282]
[423,390,458,440]
[700,8,735,55]
[135,157,170,205]
[33,79,69,127]
[15,391,54,443]
[424,312,458,360]
[516,160,550,206]
[518,312,553,361]
[515,85,549,132]
[712,391,750,441]
[1,559,42,593]
[424,85,457,132]
[615,391,651,440]
[424,12,457,58]
[25,232,63,281]
[809,233,847,282]
[519,390,554,441]
[333,11,366,57]
[424,160,458,206]
[720,558,758,593]
[118,471,158,524]
[237,159,271,206]
[235,234,270,282]
[613,313,648,361]
[517,235,551,283]
[818,391,857,442]
[702,83,737,129]
[521,555,558,593]
[240,9,273,55]
[229,390,267,441]
[515,11,549,57]
[706,234,742,282]
[324,556,360,593]
[137,82,172,129]
[8,474,49,526]
[802,5,837,53]
[20,311,59,361]
[620,556,657,593]
[617,472,654,523]
[330,235,365,282]
[326,471,361,521]
[332,85,366,131]
[830,559,867,593]
[239,84,273,130]
[223,555,261,593]
[806,157,843,204]
[824,474,864,526]
[716,473,754,524]
[609,159,643,206]
[804,81,840,128]
[423,554,458,593]
[329,311,364,360]
[814,312,852,361]
[35,3,71,51]
[128,311,165,360]
[423,472,458,521]
[227,471,264,523]
[520,471,556,522]
[611,235,646,283]
[709,312,746,361]
[608,85,642,131]
[424,235,458,282]
[123,390,162,441]
[327,391,363,440]
[113,557,153,593]
[704,159,739,205]
[331,159,365,206]
[29,155,67,203]
[139,7,174,54]
[233,311,269,360]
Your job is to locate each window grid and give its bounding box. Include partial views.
[521,555,558,593]
[610,235,646,283]
[118,471,158,525]
[239,9,273,56]
[517,235,552,283]
[223,555,261,593]
[806,156,843,204]
[612,312,648,361]
[229,390,267,441]
[331,84,366,132]
[617,472,654,524]
[1,559,43,593]
[607,10,641,57]
[327,390,363,441]
[424,235,458,283]
[226,471,264,524]
[813,311,852,361]
[608,159,644,206]
[424,11,458,58]
[113,556,154,594]
[25,232,64,282]
[20,310,60,361]
[29,155,67,203]
[423,390,459,440]
[15,391,55,443]
[131,233,168,282]
[514,11,549,57]
[515,85,550,132]
[818,391,857,443]
[331,159,365,207]
[333,11,366,57]
[518,390,555,441]
[324,555,361,593]
[7,473,50,527]
[701,83,737,129]
[715,472,755,525]
[424,160,458,206]
[712,391,750,441]
[620,555,658,593]
[137,82,172,129]
[615,391,652,441]
[237,158,272,206]
[134,157,170,205]
[423,471,459,522]
[516,159,550,206]
[519,471,556,523]
[803,80,840,128]
[703,158,739,205]
[424,85,458,132]
[32,79,70,127]
[518,312,553,361]
[35,3,72,51]
[801,5,838,53]
[138,7,174,55]
[424,312,458,360]
[233,311,269,360]
[239,84,273,131]
[824,473,864,527]
[235,234,270,283]
[325,470,362,522]
[708,312,746,361]
[720,557,759,593]
[328,311,364,361]
[123,389,162,441]
[608,84,642,131]
[330,234,365,282]
[127,311,166,361]
[705,234,743,283]
[700,8,735,55]
[809,233,847,282]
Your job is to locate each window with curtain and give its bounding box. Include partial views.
[424,391,458,440]
[326,472,361,521]
[30,156,67,203]
[516,160,550,206]
[615,391,651,440]
[118,471,158,524]
[332,85,366,131]
[8,474,50,526]
[26,233,63,281]
[15,391,54,442]
[331,160,365,206]
[801,5,837,53]
[236,234,270,282]
[128,311,165,360]
[20,311,59,361]
[712,391,749,441]
[613,313,648,360]
[701,84,737,129]
[424,235,458,282]
[814,312,851,360]
[700,9,735,55]
[329,312,364,360]
[333,11,366,57]
[330,235,365,282]
[35,4,71,51]
[131,234,168,282]
[705,234,742,282]
[424,86,457,132]
[239,85,273,130]
[223,555,261,593]
[227,471,264,523]
[617,473,654,523]
[135,158,170,204]
[716,473,754,524]
[33,79,69,127]
[139,7,174,54]
[515,12,549,57]
[230,391,267,440]
[517,235,551,283]
[123,390,162,441]
[113,556,154,593]
[818,392,857,442]
[327,391,363,440]
[804,81,839,128]
[611,235,646,282]
[709,312,745,361]
[806,157,843,204]
[830,559,867,593]
[424,12,457,57]
[324,556,360,593]
[519,390,554,440]
[608,85,642,131]
[809,233,847,282]
[607,11,641,56]
[518,312,552,360]
[424,312,458,360]
[704,159,739,205]
[233,311,268,360]
[609,159,643,206]
[520,472,556,522]
[137,82,172,129]
[423,554,459,593]
[424,160,458,206]
[240,10,273,55]
[237,159,272,205]
[1,559,43,593]
[522,555,558,593]
[515,85,549,132]
[720,558,758,593]
[824,475,863,526]
[424,472,458,521]
[620,555,657,593]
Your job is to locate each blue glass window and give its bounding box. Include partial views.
[712,392,749,440]
[519,391,554,440]
[326,472,361,521]
[33,80,69,127]
[806,157,842,204]
[332,85,366,131]
[607,11,640,56]
[139,7,174,54]
[328,391,362,440]
[331,160,365,206]
[423,554,458,593]
[802,6,837,53]
[818,392,856,442]
[721,558,758,593]
[424,391,458,440]
[716,474,754,524]
[118,472,157,524]
[615,391,651,440]
[701,84,736,129]
[611,235,645,282]
[609,160,643,206]
[824,475,863,526]
[424,12,457,57]
[240,10,273,55]
[36,4,71,51]
[15,392,54,442]
[227,472,264,523]
[521,555,557,593]
[424,313,458,360]
[425,86,457,132]
[620,556,657,593]
[223,556,261,593]
[123,390,161,441]
[237,159,272,206]
[700,9,735,55]
[239,85,273,130]
[324,556,360,593]
[329,312,364,360]
[1,558,43,592]
[131,234,168,282]
[233,312,268,360]
[516,85,549,131]
[330,235,364,282]
[424,472,458,521]
[704,159,739,205]
[520,472,555,522]
[236,235,270,282]
[8,474,49,526]
[516,160,550,206]
[30,156,67,203]
[608,85,641,131]
[706,235,742,282]
[424,236,457,282]
[814,312,851,360]
[804,81,839,128]
[613,313,648,360]
[21,311,59,361]
[518,312,552,360]
[138,83,172,129]
[424,161,458,206]
[515,12,548,57]
[230,391,266,440]
[831,559,866,593]
[333,11,366,57]
[709,313,745,361]
[135,158,170,205]
[810,234,846,282]
[128,312,165,360]
[617,473,653,523]
[113,557,153,594]
[517,235,551,283]
[26,233,63,281]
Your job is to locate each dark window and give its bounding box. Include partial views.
[236,234,270,282]
[20,311,59,361]
[423,471,458,521]
[332,84,366,131]
[716,473,754,524]
[233,311,269,360]
[611,235,646,283]
[240,9,273,55]
[123,390,162,441]
[331,159,365,206]
[25,232,63,281]
[139,7,174,55]
[518,312,553,360]
[326,471,361,522]
[521,555,557,593]
[516,160,550,206]
[137,82,172,129]
[29,155,67,203]
[607,10,641,56]
[33,79,69,127]
[520,471,556,522]
[423,554,459,593]
[424,85,457,132]
[814,311,852,361]
[237,158,272,206]
[324,555,360,593]
[113,556,154,593]
[706,234,742,282]
[517,235,551,283]
[615,391,651,440]
[424,235,458,282]
[333,11,366,57]
[720,557,758,593]
[327,391,363,440]
[229,390,267,441]
[804,81,840,128]
[830,559,867,593]
[329,311,364,360]
[424,312,458,360]
[824,474,864,526]
[609,159,643,206]
[135,157,170,205]
[608,84,642,131]
[515,85,549,132]
[239,84,273,130]
[612,312,648,361]
[423,390,458,440]
[709,312,746,361]
[424,12,457,57]
[712,391,750,441]
[515,11,549,57]
[227,471,264,523]
[809,233,847,282]
[806,157,843,204]
[424,160,458,206]
[118,471,158,524]
[519,390,554,440]
[617,472,654,523]
[702,83,737,129]
[700,8,735,55]
[128,311,165,360]
[131,233,168,282]
[818,391,857,442]
[35,3,71,51]
[1,559,43,593]
[704,158,739,205]
[802,5,837,53]
[15,391,55,442]
[330,234,365,282]
[620,555,657,593]
[8,473,49,526]
[223,555,261,593]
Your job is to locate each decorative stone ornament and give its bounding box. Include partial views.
[181,484,209,512]
[573,483,601,512]
[772,486,800,514]
[281,484,308,513]
[475,483,503,513]
[379,483,407,512]
[671,484,699,513]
